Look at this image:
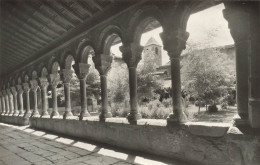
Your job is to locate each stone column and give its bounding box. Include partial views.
[23,83,31,118]
[39,77,49,117]
[30,80,40,117]
[93,55,113,122]
[223,4,250,125]
[16,85,24,116]
[61,69,73,119]
[6,89,14,115]
[0,91,4,115]
[73,63,91,120]
[120,42,143,124]
[160,29,189,125]
[11,87,19,116]
[3,90,9,115]
[248,3,260,128]
[49,74,60,118]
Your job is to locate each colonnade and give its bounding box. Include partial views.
[0,2,259,128]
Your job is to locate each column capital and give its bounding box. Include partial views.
[6,89,12,96]
[119,42,143,68]
[10,87,17,96]
[38,77,49,88]
[72,63,91,80]
[16,85,23,94]
[30,80,39,92]
[160,29,189,59]
[22,83,30,93]
[93,55,113,76]
[61,69,73,83]
[48,74,60,87]
[223,3,250,42]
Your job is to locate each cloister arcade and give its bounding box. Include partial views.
[0,1,259,165]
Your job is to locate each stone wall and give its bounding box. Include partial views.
[29,118,260,165]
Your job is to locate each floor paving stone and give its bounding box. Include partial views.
[0,123,183,165]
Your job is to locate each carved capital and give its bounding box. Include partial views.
[49,74,60,87]
[223,3,250,42]
[120,42,143,68]
[93,55,112,76]
[72,63,91,80]
[6,89,12,96]
[160,29,189,59]
[30,80,39,92]
[38,77,49,88]
[61,69,73,83]
[10,87,17,96]
[16,85,23,94]
[22,83,30,93]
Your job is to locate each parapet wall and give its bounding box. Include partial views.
[29,117,260,165]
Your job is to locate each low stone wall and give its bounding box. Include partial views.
[29,117,260,165]
[0,115,29,126]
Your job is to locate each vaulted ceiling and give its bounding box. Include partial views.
[0,0,137,77]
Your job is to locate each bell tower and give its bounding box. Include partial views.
[143,37,162,67]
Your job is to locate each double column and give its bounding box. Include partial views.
[6,89,14,116]
[61,69,73,119]
[223,2,260,128]
[0,91,5,115]
[73,63,91,120]
[160,29,189,125]
[30,80,40,117]
[23,83,31,118]
[39,77,49,117]
[120,42,143,124]
[11,87,19,116]
[16,85,24,116]
[93,55,113,122]
[49,74,60,118]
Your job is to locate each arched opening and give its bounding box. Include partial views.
[182,3,235,122]
[108,34,129,117]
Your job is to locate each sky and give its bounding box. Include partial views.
[111,3,234,65]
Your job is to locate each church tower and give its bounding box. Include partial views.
[143,37,162,67]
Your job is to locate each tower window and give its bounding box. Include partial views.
[155,47,158,54]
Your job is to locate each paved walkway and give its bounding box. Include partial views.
[0,123,185,165]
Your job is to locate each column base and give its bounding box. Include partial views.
[233,114,249,127]
[50,111,60,119]
[23,111,31,119]
[31,110,40,118]
[63,111,73,119]
[41,111,49,118]
[99,112,112,122]
[18,110,25,117]
[249,99,260,128]
[8,111,14,116]
[127,112,142,125]
[79,111,91,120]
[167,112,187,126]
[13,110,19,116]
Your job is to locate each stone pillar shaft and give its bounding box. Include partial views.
[49,74,60,118]
[11,87,19,116]
[4,94,9,114]
[39,78,49,117]
[7,89,14,115]
[61,69,73,119]
[128,67,138,117]
[1,95,5,114]
[18,93,24,116]
[30,80,40,117]
[79,78,90,119]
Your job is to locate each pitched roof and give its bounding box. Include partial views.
[145,37,161,46]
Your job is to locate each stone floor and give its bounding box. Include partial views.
[0,123,186,165]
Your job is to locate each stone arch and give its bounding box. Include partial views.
[31,70,38,80]
[48,56,60,74]
[60,49,75,69]
[75,39,95,63]
[126,5,164,43]
[23,74,30,83]
[17,76,22,85]
[41,67,48,78]
[97,25,123,55]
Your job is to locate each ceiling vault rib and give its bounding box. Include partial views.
[9,8,58,40]
[3,46,30,58]
[25,2,68,33]
[1,33,42,50]
[41,1,76,28]
[75,1,93,17]
[3,42,34,56]
[89,0,103,11]
[2,25,46,48]
[56,1,85,23]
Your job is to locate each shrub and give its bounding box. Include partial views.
[195,100,205,107]
[208,104,218,113]
[162,98,172,108]
[147,100,162,110]
[110,103,128,117]
[221,102,228,109]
